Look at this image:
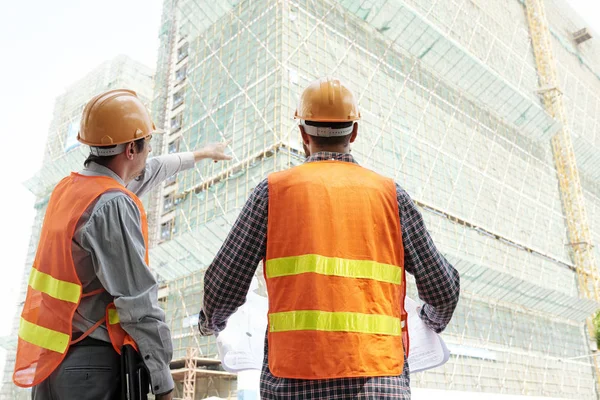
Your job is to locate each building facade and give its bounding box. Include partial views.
[149,0,600,398]
[5,0,600,398]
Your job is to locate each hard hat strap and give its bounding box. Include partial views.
[89,143,128,156]
[301,122,354,137]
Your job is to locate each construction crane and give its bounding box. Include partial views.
[524,0,600,388]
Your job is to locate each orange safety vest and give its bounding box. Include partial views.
[13,173,148,388]
[265,160,408,380]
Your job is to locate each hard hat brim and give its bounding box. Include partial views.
[77,128,164,147]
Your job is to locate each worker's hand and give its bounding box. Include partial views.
[193,141,233,162]
[156,390,174,400]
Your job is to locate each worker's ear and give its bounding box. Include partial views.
[299,125,311,157]
[349,122,358,143]
[125,141,136,160]
[299,125,310,146]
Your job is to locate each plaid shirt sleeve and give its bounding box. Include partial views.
[396,183,460,333]
[199,178,269,335]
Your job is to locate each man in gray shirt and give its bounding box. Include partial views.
[23,89,231,400]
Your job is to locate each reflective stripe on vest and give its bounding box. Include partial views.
[108,308,120,325]
[28,268,80,303]
[266,254,402,285]
[269,310,404,335]
[18,318,70,354]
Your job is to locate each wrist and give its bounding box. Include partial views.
[193,149,207,162]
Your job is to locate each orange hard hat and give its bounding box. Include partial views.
[294,77,360,123]
[78,89,160,148]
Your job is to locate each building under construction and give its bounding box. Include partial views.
[148,0,600,398]
[4,0,600,399]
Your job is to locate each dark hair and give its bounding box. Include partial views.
[304,120,354,146]
[84,138,146,168]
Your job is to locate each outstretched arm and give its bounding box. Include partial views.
[127,141,232,196]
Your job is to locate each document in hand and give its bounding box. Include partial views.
[405,296,451,373]
[216,289,450,374]
[216,281,268,373]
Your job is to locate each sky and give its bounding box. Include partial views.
[0,0,599,388]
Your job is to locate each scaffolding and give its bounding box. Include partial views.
[525,0,600,393]
[149,0,179,247]
[5,0,600,399]
[147,0,600,398]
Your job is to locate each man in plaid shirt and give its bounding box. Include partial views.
[199,78,460,399]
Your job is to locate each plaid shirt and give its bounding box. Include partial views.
[200,152,460,399]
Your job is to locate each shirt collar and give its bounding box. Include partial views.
[305,152,359,165]
[80,162,126,186]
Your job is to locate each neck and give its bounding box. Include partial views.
[310,144,350,155]
[103,159,132,185]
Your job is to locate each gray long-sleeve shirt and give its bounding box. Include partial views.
[71,152,195,394]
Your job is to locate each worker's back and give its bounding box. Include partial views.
[265,160,408,379]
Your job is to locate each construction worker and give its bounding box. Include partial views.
[13,89,231,400]
[199,78,460,399]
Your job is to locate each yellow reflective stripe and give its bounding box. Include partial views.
[28,268,80,304]
[108,309,120,325]
[18,318,69,354]
[266,254,401,285]
[269,311,402,336]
